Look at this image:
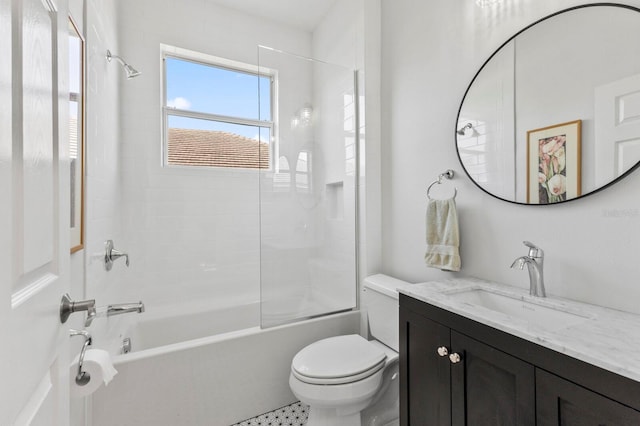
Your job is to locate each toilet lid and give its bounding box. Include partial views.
[291,335,387,384]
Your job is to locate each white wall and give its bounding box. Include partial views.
[81,0,129,341]
[68,3,87,426]
[312,0,383,339]
[310,0,364,314]
[73,0,370,422]
[361,0,383,285]
[113,0,312,312]
[67,0,123,423]
[111,0,373,320]
[313,0,382,282]
[381,0,640,315]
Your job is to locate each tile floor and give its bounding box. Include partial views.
[232,401,309,426]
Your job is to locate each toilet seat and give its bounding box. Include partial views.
[291,334,387,385]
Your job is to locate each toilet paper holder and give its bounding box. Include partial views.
[69,329,93,386]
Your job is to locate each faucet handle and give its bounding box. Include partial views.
[105,240,130,270]
[111,249,130,267]
[523,241,543,258]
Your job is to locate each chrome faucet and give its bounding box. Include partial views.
[85,301,145,327]
[510,241,546,297]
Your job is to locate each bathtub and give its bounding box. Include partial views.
[90,302,360,426]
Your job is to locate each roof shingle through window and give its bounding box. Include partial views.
[167,128,269,169]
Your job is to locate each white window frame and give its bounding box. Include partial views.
[160,44,277,170]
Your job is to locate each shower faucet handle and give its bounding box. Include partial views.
[111,249,130,266]
[105,240,130,271]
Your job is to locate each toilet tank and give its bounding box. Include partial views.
[363,274,411,352]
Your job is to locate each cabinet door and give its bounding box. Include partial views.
[537,369,640,426]
[400,308,451,426]
[450,331,535,426]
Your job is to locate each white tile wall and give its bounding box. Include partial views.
[311,0,373,317]
[74,0,376,422]
[114,0,315,311]
[77,0,375,331]
[83,0,129,325]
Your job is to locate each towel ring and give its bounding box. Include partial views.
[427,169,457,200]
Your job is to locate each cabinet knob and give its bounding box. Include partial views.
[437,346,449,357]
[449,353,462,364]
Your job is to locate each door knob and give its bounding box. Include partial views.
[437,346,449,357]
[449,353,462,364]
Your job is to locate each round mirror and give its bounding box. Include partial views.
[456,4,640,205]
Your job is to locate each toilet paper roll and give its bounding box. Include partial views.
[70,349,118,398]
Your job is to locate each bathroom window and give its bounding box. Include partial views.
[161,45,274,169]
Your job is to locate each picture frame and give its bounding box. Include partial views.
[526,120,581,204]
[69,17,85,253]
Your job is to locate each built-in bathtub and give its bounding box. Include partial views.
[90,302,360,426]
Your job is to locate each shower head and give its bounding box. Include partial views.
[122,63,142,79]
[456,123,474,136]
[106,50,142,79]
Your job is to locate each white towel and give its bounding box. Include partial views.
[424,198,461,271]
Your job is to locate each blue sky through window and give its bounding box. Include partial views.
[165,57,271,141]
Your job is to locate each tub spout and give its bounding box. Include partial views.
[85,301,145,327]
[107,302,145,316]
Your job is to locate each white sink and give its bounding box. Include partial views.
[447,288,590,330]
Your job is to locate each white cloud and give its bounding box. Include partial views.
[167,96,191,110]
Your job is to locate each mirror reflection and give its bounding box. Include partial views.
[457,4,640,204]
[69,17,84,251]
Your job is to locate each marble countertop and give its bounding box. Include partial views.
[400,277,640,383]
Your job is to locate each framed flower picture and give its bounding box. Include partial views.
[526,120,581,204]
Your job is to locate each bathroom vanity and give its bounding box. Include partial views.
[399,278,640,425]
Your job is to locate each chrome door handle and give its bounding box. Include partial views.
[449,353,462,364]
[437,346,449,357]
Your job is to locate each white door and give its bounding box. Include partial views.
[594,73,640,187]
[1,0,71,424]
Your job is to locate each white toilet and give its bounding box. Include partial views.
[289,274,408,426]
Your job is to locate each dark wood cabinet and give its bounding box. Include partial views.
[400,305,534,426]
[400,294,640,426]
[450,331,535,426]
[536,369,640,426]
[400,308,451,425]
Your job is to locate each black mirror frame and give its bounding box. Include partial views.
[455,2,640,206]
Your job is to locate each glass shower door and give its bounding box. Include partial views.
[258,46,357,328]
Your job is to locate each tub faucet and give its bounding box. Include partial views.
[510,241,546,297]
[85,301,145,327]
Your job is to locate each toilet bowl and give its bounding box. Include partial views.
[288,274,409,426]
